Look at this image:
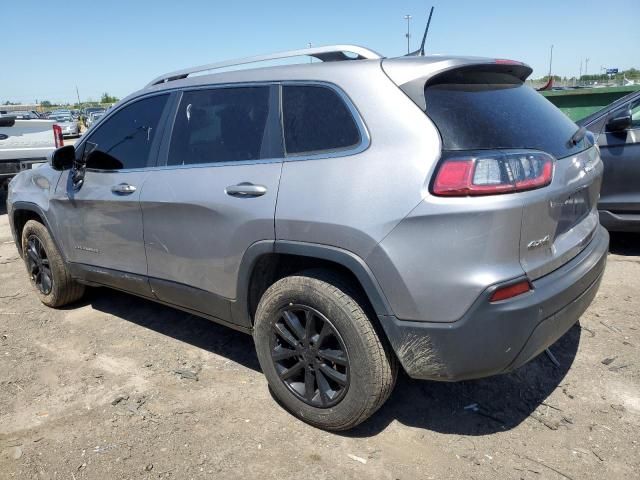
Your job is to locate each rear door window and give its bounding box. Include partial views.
[424,69,591,158]
[168,86,275,165]
[282,85,361,155]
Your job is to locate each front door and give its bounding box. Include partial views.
[598,98,640,214]
[140,85,283,323]
[52,94,170,295]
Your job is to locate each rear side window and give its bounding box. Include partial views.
[168,87,271,165]
[424,69,590,158]
[282,85,360,155]
[84,94,168,170]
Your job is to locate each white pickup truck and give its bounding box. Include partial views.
[0,116,58,191]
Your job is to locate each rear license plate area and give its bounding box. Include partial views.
[556,188,591,235]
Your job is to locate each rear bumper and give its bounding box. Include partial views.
[380,225,609,381]
[599,210,640,233]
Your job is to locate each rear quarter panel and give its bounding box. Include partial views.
[275,63,441,259]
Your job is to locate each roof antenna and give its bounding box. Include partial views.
[407,6,434,57]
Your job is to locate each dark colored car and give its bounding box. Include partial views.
[578,90,640,232]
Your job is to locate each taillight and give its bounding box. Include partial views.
[490,279,532,302]
[432,150,554,197]
[53,124,64,148]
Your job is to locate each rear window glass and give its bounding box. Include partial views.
[424,70,590,158]
[168,87,271,165]
[282,85,360,155]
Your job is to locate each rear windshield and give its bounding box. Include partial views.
[424,69,590,158]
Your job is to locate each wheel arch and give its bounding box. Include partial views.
[10,202,63,259]
[231,240,393,328]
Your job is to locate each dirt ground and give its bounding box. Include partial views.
[0,194,638,480]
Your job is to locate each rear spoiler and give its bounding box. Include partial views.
[382,57,532,110]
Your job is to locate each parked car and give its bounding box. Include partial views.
[86,111,105,127]
[578,90,640,232]
[10,110,40,120]
[82,107,105,127]
[0,115,58,191]
[51,115,80,138]
[6,45,608,430]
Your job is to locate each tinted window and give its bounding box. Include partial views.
[168,87,271,165]
[631,101,640,128]
[84,95,168,170]
[282,85,360,155]
[424,70,590,158]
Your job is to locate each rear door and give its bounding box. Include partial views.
[422,67,602,279]
[52,94,170,295]
[140,85,282,323]
[597,98,640,214]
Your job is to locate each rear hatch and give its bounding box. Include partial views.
[385,59,602,279]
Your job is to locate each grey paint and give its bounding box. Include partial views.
[381,56,531,110]
[141,161,282,300]
[368,146,602,323]
[52,169,151,279]
[6,47,609,381]
[580,92,640,232]
[380,226,608,380]
[275,61,441,259]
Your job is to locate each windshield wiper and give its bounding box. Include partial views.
[569,126,587,146]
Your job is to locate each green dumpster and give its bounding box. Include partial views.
[540,85,640,122]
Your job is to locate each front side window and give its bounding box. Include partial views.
[83,94,168,170]
[168,87,271,166]
[282,85,361,156]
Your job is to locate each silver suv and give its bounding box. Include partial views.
[6,45,609,430]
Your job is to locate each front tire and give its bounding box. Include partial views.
[21,220,85,307]
[254,270,397,431]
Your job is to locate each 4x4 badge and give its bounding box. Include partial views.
[527,235,551,250]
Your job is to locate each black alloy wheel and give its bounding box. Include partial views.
[25,234,53,295]
[270,305,350,408]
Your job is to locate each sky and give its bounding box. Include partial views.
[3,0,639,104]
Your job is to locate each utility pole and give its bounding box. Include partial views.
[75,85,81,106]
[579,60,583,85]
[308,42,312,63]
[548,45,554,82]
[404,14,412,54]
[585,58,590,80]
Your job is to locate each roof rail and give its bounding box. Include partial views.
[145,44,383,87]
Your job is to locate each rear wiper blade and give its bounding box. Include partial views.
[569,126,587,146]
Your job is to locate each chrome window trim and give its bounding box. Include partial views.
[150,156,284,171]
[81,80,370,173]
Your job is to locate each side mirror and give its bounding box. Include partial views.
[606,108,632,132]
[50,145,76,170]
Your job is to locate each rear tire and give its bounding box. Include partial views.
[21,220,85,307]
[254,269,397,431]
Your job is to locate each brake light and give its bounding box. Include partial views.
[432,151,554,196]
[495,59,524,66]
[53,124,64,148]
[490,280,532,302]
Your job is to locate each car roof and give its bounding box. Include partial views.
[123,45,513,104]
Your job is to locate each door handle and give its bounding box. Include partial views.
[111,183,137,195]
[225,183,267,197]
